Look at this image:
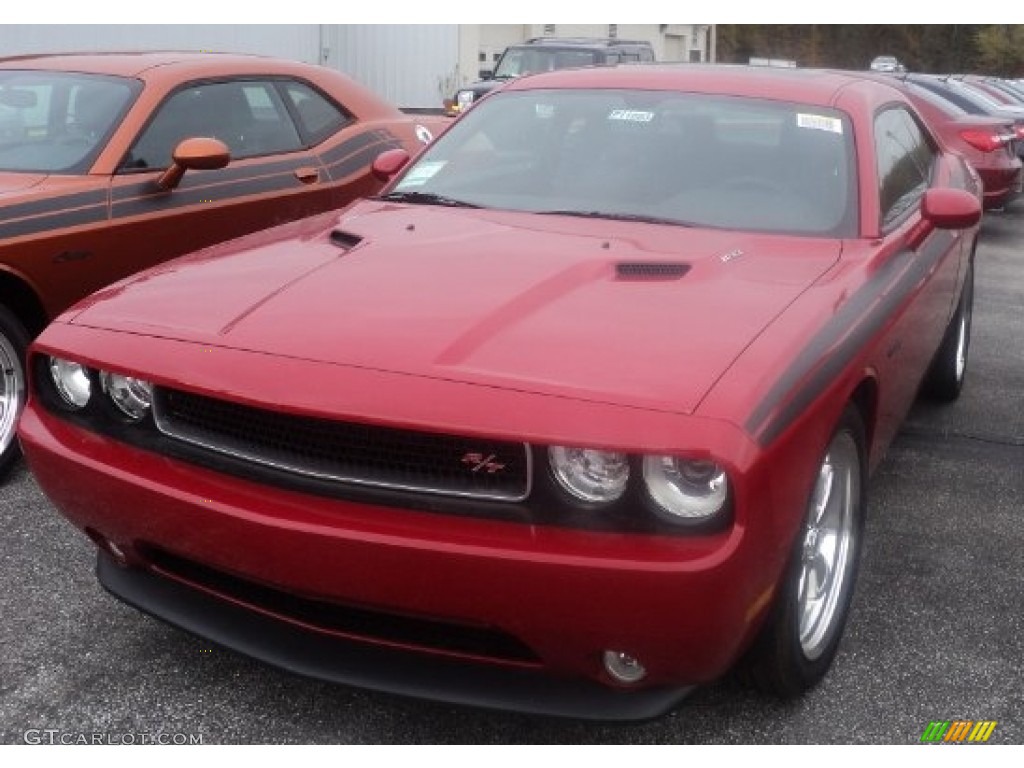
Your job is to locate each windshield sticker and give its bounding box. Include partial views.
[397,161,446,188]
[535,103,556,119]
[797,113,843,134]
[608,109,655,123]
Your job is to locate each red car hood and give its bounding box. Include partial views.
[70,203,841,413]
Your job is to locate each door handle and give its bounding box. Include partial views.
[294,167,320,184]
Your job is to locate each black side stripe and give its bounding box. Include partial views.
[0,131,400,238]
[0,204,107,240]
[318,129,395,167]
[747,230,956,446]
[112,157,313,201]
[111,171,308,219]
[324,141,401,183]
[0,189,107,224]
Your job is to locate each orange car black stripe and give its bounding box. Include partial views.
[0,190,107,224]
[0,199,107,240]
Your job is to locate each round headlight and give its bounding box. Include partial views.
[643,456,728,521]
[456,90,475,110]
[49,357,92,409]
[100,372,153,421]
[549,446,629,503]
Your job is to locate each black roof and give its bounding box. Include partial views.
[519,37,653,49]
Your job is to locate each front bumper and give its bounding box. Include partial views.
[21,392,785,719]
[97,552,692,720]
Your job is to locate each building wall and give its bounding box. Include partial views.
[327,25,459,109]
[0,24,321,62]
[0,24,459,110]
[0,24,712,110]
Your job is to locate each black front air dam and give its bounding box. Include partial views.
[96,552,693,721]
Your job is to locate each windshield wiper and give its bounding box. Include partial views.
[537,210,695,227]
[377,191,482,208]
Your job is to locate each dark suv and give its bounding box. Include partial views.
[446,37,656,115]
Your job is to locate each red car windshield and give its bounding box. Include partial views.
[0,71,136,173]
[392,89,858,236]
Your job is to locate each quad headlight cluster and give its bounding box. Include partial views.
[548,445,730,524]
[42,355,728,529]
[47,356,153,422]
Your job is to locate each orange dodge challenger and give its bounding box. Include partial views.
[0,51,440,477]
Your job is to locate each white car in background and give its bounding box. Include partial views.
[870,55,905,73]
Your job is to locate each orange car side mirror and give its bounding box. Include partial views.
[372,148,411,182]
[921,187,982,230]
[157,137,231,191]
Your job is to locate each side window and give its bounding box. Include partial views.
[123,80,303,171]
[281,81,352,145]
[875,107,936,229]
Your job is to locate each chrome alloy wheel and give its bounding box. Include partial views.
[797,430,861,661]
[0,329,25,457]
[955,276,973,383]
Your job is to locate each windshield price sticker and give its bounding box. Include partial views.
[608,109,655,123]
[797,113,843,134]
[398,161,446,187]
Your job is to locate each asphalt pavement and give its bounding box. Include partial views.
[1,204,1022,745]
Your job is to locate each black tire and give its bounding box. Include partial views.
[740,405,867,696]
[0,305,29,481]
[923,260,974,402]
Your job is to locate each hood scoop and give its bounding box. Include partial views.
[615,262,690,280]
[330,230,363,251]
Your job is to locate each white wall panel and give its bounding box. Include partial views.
[329,25,459,109]
[0,24,320,62]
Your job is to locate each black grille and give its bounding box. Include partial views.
[152,388,531,501]
[143,546,540,666]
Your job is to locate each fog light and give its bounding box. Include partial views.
[603,650,646,684]
[85,527,129,567]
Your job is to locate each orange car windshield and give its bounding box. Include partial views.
[0,71,136,174]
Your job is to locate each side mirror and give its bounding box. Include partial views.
[371,148,410,182]
[921,187,982,230]
[157,137,231,191]
[479,69,494,80]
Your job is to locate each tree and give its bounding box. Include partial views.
[974,26,1024,76]
[715,24,991,74]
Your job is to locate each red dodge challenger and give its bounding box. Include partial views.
[20,65,982,720]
